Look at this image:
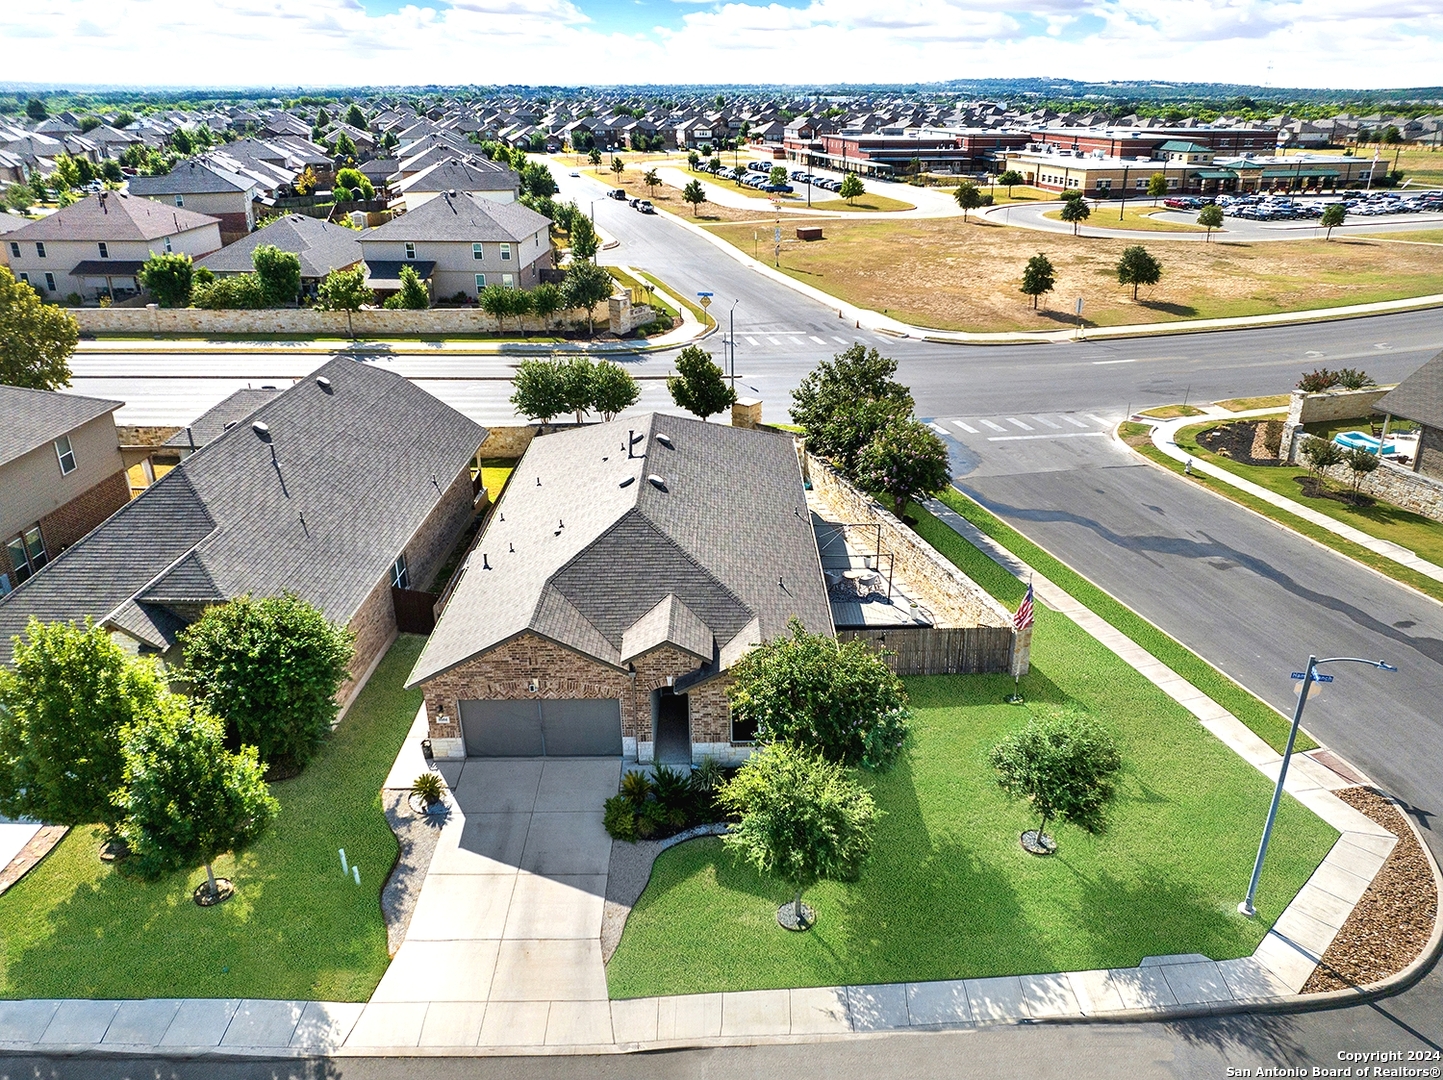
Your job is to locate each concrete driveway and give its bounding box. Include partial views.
[364,757,621,1048]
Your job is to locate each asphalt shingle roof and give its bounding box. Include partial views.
[394,157,519,195]
[408,413,833,686]
[363,190,548,244]
[163,388,282,449]
[1374,350,1443,430]
[0,358,487,661]
[127,159,254,196]
[3,193,219,242]
[196,215,364,279]
[0,386,123,468]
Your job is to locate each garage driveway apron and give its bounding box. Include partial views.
[364,757,620,1048]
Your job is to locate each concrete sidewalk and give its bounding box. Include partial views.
[1144,408,1443,588]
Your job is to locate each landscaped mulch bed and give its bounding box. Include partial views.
[1292,474,1377,509]
[0,826,68,898]
[1196,421,1282,466]
[381,789,445,957]
[1302,787,1438,993]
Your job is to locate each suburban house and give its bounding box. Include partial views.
[358,190,551,300]
[127,159,259,244]
[0,358,490,708]
[0,387,131,597]
[1375,349,1443,480]
[196,214,364,295]
[0,192,222,302]
[388,157,520,213]
[407,413,836,765]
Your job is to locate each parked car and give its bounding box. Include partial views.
[569,170,580,177]
[609,189,627,200]
[636,201,655,214]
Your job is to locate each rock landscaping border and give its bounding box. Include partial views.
[381,791,445,957]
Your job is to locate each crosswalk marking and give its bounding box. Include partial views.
[1005,417,1033,431]
[980,419,1007,432]
[832,336,851,345]
[1060,414,1089,428]
[767,337,781,345]
[950,420,979,434]
[988,432,1108,442]
[928,422,950,435]
[809,335,827,345]
[745,337,759,346]
[1086,414,1112,427]
[1031,415,1061,429]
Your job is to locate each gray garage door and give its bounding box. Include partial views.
[458,698,622,757]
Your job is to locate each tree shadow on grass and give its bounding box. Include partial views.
[1136,299,1201,317]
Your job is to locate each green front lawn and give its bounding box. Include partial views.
[0,635,425,1002]
[607,543,1337,998]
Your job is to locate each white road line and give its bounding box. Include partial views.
[767,337,781,345]
[832,336,851,345]
[1060,414,1089,428]
[980,419,1007,432]
[1005,417,1034,431]
[928,422,950,435]
[949,419,979,434]
[1093,359,1137,365]
[1085,414,1112,427]
[745,337,760,346]
[987,432,1109,442]
[809,335,827,345]
[1031,415,1061,429]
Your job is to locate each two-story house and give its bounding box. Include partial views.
[389,156,519,212]
[358,190,550,301]
[0,386,131,596]
[127,159,259,244]
[0,192,222,302]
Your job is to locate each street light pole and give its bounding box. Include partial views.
[1239,653,1396,917]
[728,299,740,390]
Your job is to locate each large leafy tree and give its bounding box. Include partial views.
[510,356,568,425]
[316,266,374,335]
[1020,252,1056,310]
[334,168,374,201]
[990,707,1121,853]
[0,267,78,390]
[560,356,597,423]
[728,619,910,771]
[1059,194,1091,235]
[344,103,368,130]
[839,173,865,204]
[529,282,564,330]
[116,695,278,903]
[590,359,639,421]
[139,251,194,308]
[667,344,735,421]
[1146,172,1169,205]
[0,619,163,837]
[251,244,302,306]
[953,180,983,221]
[855,417,953,522]
[180,593,354,772]
[1116,244,1163,300]
[561,260,614,337]
[569,214,599,261]
[719,742,878,931]
[789,344,913,474]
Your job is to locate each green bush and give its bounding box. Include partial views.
[192,274,268,310]
[603,794,639,841]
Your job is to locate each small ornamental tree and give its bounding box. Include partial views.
[588,146,603,167]
[1059,194,1091,235]
[510,357,568,426]
[719,742,878,931]
[642,168,660,197]
[990,707,1121,853]
[139,251,195,308]
[1147,172,1169,205]
[334,168,374,201]
[1320,203,1346,240]
[590,359,640,420]
[790,344,913,474]
[727,619,910,771]
[383,265,429,310]
[682,179,707,215]
[560,356,596,423]
[0,618,163,838]
[768,165,789,188]
[1197,204,1224,242]
[839,173,866,204]
[1020,252,1056,310]
[479,283,520,331]
[0,267,78,391]
[5,184,32,212]
[1335,367,1375,390]
[180,593,355,771]
[997,169,1024,196]
[1343,446,1380,502]
[530,282,564,330]
[1116,244,1162,300]
[116,695,278,903]
[855,417,953,522]
[687,151,701,171]
[316,266,373,338]
[561,259,615,336]
[569,213,600,261]
[1297,368,1341,393]
[251,244,302,306]
[953,180,983,221]
[610,157,625,181]
[667,344,735,421]
[1300,435,1345,485]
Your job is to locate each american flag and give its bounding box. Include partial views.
[1014,582,1034,631]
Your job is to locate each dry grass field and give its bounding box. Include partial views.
[703,216,1443,332]
[1041,205,1209,233]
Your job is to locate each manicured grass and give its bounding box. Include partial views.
[1216,394,1292,412]
[1042,206,1208,233]
[924,490,1312,754]
[0,636,426,1001]
[635,270,714,327]
[1371,230,1443,245]
[478,458,516,503]
[1140,404,1205,419]
[806,195,916,213]
[608,606,1337,998]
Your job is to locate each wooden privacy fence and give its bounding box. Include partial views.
[838,626,1015,676]
[392,587,441,635]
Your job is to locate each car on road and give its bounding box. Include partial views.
[609,189,627,200]
[636,200,655,214]
[569,170,580,177]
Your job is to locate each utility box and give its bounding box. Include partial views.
[732,397,763,429]
[796,226,824,242]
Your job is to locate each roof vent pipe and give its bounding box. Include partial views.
[316,375,332,392]
[482,553,491,570]
[252,421,271,440]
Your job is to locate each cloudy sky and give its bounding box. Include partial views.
[4,0,1441,89]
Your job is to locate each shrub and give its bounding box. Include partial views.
[1335,368,1376,391]
[651,763,693,827]
[412,771,444,803]
[990,706,1121,850]
[603,794,639,841]
[1297,368,1340,393]
[1301,435,1345,480]
[138,251,194,308]
[192,274,268,310]
[1261,419,1284,458]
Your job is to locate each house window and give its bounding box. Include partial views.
[54,434,77,475]
[35,241,46,258]
[175,194,184,207]
[18,272,29,284]
[7,242,17,259]
[472,243,483,260]
[163,237,172,253]
[475,274,486,290]
[5,526,48,585]
[43,272,55,292]
[405,242,416,260]
[500,243,511,261]
[389,553,410,590]
[98,242,109,259]
[1096,179,1112,193]
[502,274,514,288]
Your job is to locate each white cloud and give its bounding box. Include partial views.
[2,0,1441,87]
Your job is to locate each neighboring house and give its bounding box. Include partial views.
[196,214,363,294]
[407,413,835,765]
[163,388,283,458]
[0,357,490,709]
[1375,349,1443,480]
[389,156,519,212]
[127,158,259,243]
[0,387,130,596]
[0,192,222,302]
[359,189,550,299]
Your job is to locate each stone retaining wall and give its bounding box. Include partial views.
[71,305,599,337]
[1316,457,1443,523]
[1281,385,1395,463]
